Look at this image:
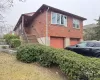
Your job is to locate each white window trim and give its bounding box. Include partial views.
[51,12,67,27]
[73,18,80,29]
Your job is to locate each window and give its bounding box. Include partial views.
[52,12,57,24]
[61,14,64,25]
[73,19,80,29]
[57,13,60,24]
[86,42,100,47]
[51,12,67,26]
[77,42,87,47]
[64,15,67,26]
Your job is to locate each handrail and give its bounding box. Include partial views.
[23,27,29,43]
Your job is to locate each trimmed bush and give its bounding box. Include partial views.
[10,39,21,48]
[4,34,19,44]
[17,44,100,80]
[17,44,40,63]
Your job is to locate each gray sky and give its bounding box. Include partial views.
[5,0,100,26]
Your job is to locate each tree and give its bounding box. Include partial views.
[84,27,96,40]
[94,16,100,40]
[0,0,26,37]
[83,17,100,41]
[0,0,26,21]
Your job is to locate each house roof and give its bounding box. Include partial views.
[84,24,97,29]
[44,4,86,20]
[14,12,35,31]
[24,12,35,16]
[30,4,86,23]
[14,4,86,31]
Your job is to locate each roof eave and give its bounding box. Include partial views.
[43,4,87,20]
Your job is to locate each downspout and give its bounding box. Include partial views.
[46,7,49,46]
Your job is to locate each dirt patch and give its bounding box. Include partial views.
[0,53,67,80]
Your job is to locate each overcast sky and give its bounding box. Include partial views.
[5,0,100,26]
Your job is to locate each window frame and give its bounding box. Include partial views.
[51,12,67,27]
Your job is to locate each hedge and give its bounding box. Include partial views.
[10,39,21,48]
[16,44,100,80]
[4,34,19,44]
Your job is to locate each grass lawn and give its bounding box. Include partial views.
[0,53,67,80]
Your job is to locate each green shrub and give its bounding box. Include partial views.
[2,46,7,49]
[17,44,42,63]
[0,39,5,42]
[4,34,19,44]
[17,44,100,80]
[10,39,21,48]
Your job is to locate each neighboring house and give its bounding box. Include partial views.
[14,4,86,48]
[84,23,97,29]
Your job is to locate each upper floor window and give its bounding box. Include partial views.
[73,18,80,29]
[51,12,67,26]
[52,12,57,24]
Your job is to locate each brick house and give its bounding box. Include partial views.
[14,4,86,48]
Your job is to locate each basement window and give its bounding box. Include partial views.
[51,12,67,26]
[73,18,80,29]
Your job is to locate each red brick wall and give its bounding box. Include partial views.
[47,11,83,39]
[24,27,32,34]
[27,9,83,40]
[29,11,46,38]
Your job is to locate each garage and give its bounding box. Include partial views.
[50,37,64,48]
[70,38,80,46]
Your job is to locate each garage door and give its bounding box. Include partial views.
[50,37,64,48]
[70,38,80,46]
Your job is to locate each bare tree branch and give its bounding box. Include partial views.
[0,0,26,36]
[0,0,26,21]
